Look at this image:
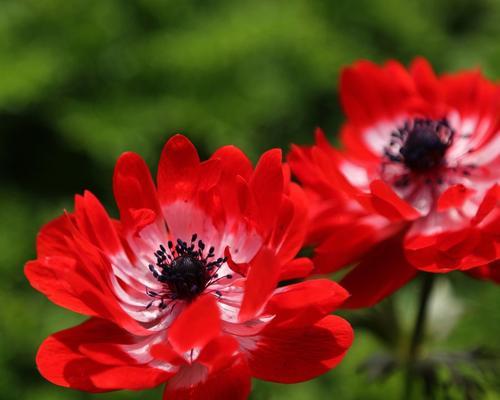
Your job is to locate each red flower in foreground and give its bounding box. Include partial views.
[26,135,353,399]
[289,59,500,308]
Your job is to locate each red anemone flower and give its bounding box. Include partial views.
[289,58,500,308]
[25,135,353,399]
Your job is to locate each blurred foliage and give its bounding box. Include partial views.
[0,0,499,399]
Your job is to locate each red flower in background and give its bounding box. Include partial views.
[289,59,500,308]
[26,135,352,399]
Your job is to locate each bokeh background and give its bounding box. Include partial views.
[1,1,499,399]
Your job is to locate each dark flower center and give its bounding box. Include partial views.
[385,118,454,172]
[146,234,230,310]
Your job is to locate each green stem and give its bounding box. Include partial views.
[402,273,435,400]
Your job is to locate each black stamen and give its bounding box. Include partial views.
[385,118,454,173]
[145,233,230,310]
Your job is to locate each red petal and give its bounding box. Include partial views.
[239,247,280,322]
[32,197,151,336]
[128,208,157,236]
[81,191,123,255]
[163,356,251,400]
[26,252,149,336]
[340,124,380,161]
[368,180,420,221]
[288,142,318,187]
[197,335,240,373]
[341,235,418,308]
[210,145,253,220]
[340,61,386,126]
[405,228,498,272]
[89,366,169,391]
[268,196,294,253]
[279,257,313,281]
[249,315,353,383]
[410,57,442,105]
[266,279,349,327]
[466,261,500,284]
[25,257,95,316]
[224,246,249,276]
[211,145,253,181]
[437,184,474,211]
[36,214,74,257]
[249,149,284,230]
[168,295,221,354]
[272,183,308,264]
[197,159,222,193]
[113,151,161,232]
[157,134,200,206]
[473,184,499,225]
[312,223,382,274]
[340,60,415,129]
[150,343,186,365]
[441,69,496,118]
[36,318,172,391]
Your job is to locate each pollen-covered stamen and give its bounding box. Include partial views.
[146,234,229,310]
[385,118,454,173]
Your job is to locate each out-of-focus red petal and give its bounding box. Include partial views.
[466,260,500,284]
[340,124,381,161]
[368,180,420,221]
[312,223,382,274]
[248,315,353,383]
[340,60,416,129]
[410,57,442,106]
[279,257,313,281]
[290,58,500,286]
[341,235,418,308]
[473,184,499,226]
[437,184,475,211]
[405,228,498,272]
[442,69,487,117]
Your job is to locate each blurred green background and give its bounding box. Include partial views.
[1,0,499,399]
